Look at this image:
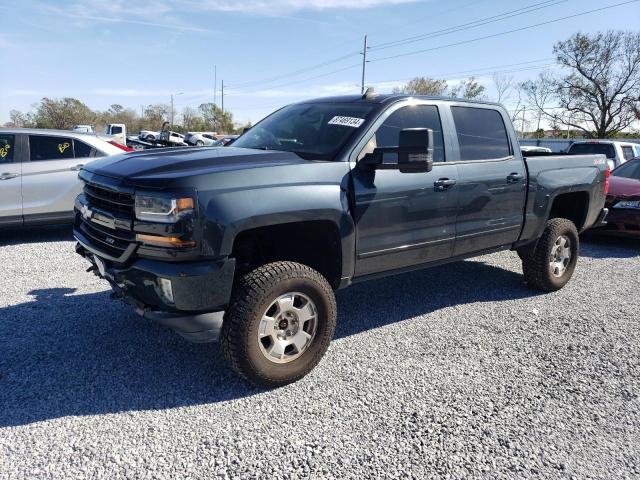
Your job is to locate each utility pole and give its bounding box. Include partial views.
[361,34,368,95]
[140,105,144,118]
[221,80,224,115]
[170,94,174,126]
[214,65,217,106]
[521,108,526,139]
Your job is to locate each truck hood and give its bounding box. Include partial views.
[85,147,308,182]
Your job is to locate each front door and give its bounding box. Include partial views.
[0,133,23,227]
[449,105,527,256]
[351,103,459,277]
[21,134,88,222]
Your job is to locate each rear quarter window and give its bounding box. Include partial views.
[622,146,635,161]
[451,106,511,160]
[0,134,15,162]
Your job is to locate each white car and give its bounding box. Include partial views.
[139,130,159,141]
[568,140,638,170]
[0,128,127,228]
[185,132,217,146]
[73,125,95,133]
[158,130,187,146]
[520,146,552,153]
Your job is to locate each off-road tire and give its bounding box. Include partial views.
[220,261,337,387]
[522,218,579,292]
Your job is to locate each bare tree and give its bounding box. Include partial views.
[492,75,514,103]
[525,31,640,138]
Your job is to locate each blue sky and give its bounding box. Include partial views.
[1,0,638,126]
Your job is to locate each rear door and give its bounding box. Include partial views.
[0,133,23,226]
[21,134,97,223]
[450,105,527,256]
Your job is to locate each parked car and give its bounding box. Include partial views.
[138,130,159,141]
[185,132,217,146]
[0,128,127,228]
[568,140,638,170]
[218,135,239,146]
[520,145,551,153]
[73,94,608,387]
[158,130,187,146]
[599,157,640,236]
[73,125,95,133]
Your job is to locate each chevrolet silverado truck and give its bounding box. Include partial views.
[73,93,609,386]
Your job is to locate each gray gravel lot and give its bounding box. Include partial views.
[0,228,639,479]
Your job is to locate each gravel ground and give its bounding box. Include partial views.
[0,228,639,479]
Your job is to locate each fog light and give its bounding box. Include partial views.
[157,277,174,305]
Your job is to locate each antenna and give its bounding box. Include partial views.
[362,87,377,100]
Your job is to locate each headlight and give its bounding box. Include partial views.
[134,195,194,223]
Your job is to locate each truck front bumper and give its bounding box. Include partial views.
[75,242,235,343]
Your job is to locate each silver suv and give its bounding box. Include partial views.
[0,128,124,228]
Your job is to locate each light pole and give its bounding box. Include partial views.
[170,92,183,127]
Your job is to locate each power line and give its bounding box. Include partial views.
[368,0,640,63]
[229,52,361,91]
[369,0,566,51]
[368,60,556,86]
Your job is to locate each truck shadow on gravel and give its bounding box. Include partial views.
[2,260,540,427]
[0,226,73,246]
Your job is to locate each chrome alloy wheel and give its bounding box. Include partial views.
[257,292,318,364]
[549,235,572,278]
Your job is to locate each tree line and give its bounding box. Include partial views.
[5,31,640,139]
[7,100,244,135]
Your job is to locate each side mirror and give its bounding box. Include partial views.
[398,128,434,173]
[359,128,434,173]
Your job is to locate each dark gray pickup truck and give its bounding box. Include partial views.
[74,93,609,386]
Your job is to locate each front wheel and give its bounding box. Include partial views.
[220,262,336,387]
[522,218,579,292]
[196,140,204,146]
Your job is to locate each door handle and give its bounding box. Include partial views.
[434,178,457,191]
[0,172,19,180]
[70,164,85,171]
[506,172,524,183]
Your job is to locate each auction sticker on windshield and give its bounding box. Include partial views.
[328,116,365,128]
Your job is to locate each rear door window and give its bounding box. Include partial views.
[451,106,511,160]
[0,134,15,162]
[29,135,74,161]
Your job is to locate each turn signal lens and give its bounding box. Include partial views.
[136,233,196,248]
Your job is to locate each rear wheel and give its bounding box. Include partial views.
[522,218,579,292]
[220,261,336,387]
[196,140,204,146]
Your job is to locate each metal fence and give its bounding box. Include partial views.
[518,138,640,153]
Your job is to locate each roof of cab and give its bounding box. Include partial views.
[0,127,97,137]
[297,93,503,108]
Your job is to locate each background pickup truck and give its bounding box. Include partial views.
[73,93,609,386]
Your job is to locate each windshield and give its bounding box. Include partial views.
[568,143,615,159]
[232,103,375,160]
[612,159,640,180]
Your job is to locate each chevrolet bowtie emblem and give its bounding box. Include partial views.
[80,204,93,220]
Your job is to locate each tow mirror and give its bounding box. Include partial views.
[360,128,434,173]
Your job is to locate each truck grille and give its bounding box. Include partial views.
[78,217,135,258]
[84,182,135,217]
[77,180,137,262]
